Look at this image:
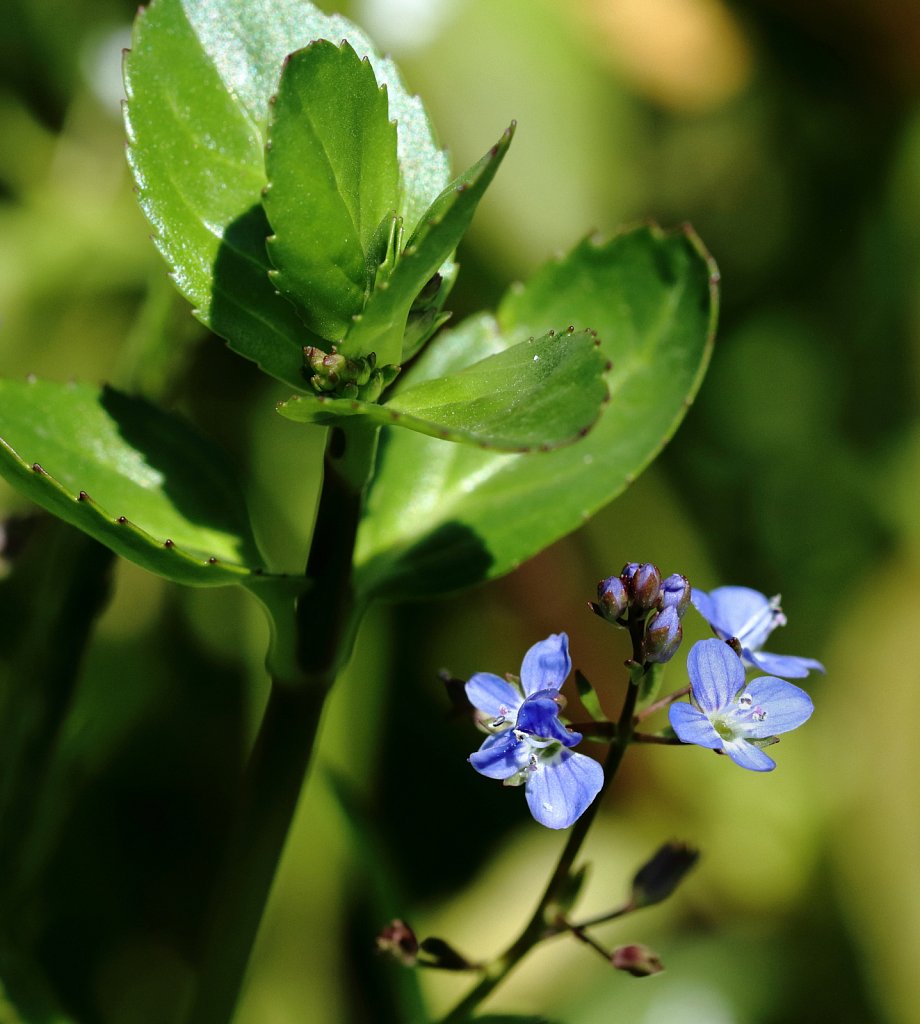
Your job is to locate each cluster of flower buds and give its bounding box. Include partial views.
[302,344,400,402]
[591,562,692,664]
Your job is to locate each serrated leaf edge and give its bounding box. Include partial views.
[0,432,272,585]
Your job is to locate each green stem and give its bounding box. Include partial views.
[561,920,613,962]
[439,619,648,1024]
[635,684,690,723]
[185,681,326,1024]
[568,902,633,930]
[187,422,379,1024]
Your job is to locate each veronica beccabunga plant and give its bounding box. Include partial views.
[0,2,720,1022]
[378,564,822,1021]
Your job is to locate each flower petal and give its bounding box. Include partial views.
[669,702,723,749]
[516,690,581,747]
[524,749,603,829]
[747,650,825,680]
[519,633,572,695]
[687,638,745,713]
[465,672,523,719]
[722,737,776,771]
[469,729,529,779]
[693,586,778,649]
[737,675,814,738]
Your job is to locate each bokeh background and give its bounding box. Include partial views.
[1,0,919,1021]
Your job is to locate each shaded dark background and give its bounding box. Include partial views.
[1,0,918,1020]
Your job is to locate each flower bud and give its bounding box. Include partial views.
[418,936,474,971]
[594,575,628,621]
[659,573,691,616]
[642,606,682,664]
[630,841,699,909]
[375,919,418,965]
[626,562,661,609]
[611,943,664,977]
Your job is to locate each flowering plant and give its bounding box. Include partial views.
[0,0,842,1021]
[372,563,821,1020]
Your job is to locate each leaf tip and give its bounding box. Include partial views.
[164,538,174,548]
[31,462,44,474]
[117,515,127,525]
[207,557,218,565]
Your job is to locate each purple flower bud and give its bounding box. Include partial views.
[659,573,691,616]
[375,919,418,965]
[642,606,683,663]
[630,841,699,908]
[625,562,661,609]
[595,575,628,621]
[611,943,664,977]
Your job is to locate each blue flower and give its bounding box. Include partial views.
[465,633,604,829]
[669,638,814,771]
[691,585,824,679]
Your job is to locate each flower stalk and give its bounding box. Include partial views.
[438,605,648,1023]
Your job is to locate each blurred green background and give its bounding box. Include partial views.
[1,0,919,1021]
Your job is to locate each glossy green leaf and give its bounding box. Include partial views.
[0,378,267,585]
[277,326,607,450]
[264,41,399,340]
[343,124,515,364]
[124,0,449,389]
[354,225,718,600]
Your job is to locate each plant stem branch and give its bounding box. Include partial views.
[632,732,683,745]
[561,920,613,962]
[438,613,648,1023]
[569,902,633,930]
[635,684,690,723]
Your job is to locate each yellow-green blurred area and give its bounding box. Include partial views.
[1,0,919,1021]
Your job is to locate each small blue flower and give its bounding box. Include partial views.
[691,585,824,679]
[669,638,814,771]
[465,633,603,829]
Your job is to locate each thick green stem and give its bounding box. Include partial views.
[439,618,648,1024]
[187,422,379,1024]
[185,681,325,1024]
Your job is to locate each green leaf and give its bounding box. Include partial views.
[0,378,267,586]
[277,327,607,451]
[575,669,606,722]
[552,862,591,916]
[343,124,515,364]
[638,661,666,706]
[264,40,399,341]
[354,225,718,600]
[124,0,449,390]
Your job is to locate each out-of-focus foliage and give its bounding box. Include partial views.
[2,0,919,1021]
